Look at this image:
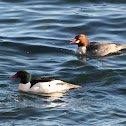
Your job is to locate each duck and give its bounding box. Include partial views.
[8,70,82,93]
[70,34,126,56]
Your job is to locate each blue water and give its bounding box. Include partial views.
[1,0,126,125]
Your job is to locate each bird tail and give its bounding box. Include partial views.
[121,44,126,50]
[116,44,126,50]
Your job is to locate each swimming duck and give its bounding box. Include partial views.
[9,71,82,93]
[70,34,126,56]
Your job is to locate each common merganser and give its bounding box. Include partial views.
[70,34,126,56]
[9,71,82,93]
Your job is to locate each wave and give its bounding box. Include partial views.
[63,0,126,4]
[2,0,126,4]
[0,41,73,55]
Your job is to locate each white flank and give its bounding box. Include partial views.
[18,80,81,93]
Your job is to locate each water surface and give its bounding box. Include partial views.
[1,0,126,125]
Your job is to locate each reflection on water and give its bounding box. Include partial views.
[15,91,67,108]
[76,51,126,69]
[77,54,89,62]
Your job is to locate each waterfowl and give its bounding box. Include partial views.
[9,71,82,93]
[70,34,126,56]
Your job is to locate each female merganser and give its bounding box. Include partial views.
[70,34,126,56]
[9,71,82,93]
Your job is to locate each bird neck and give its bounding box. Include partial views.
[78,37,90,47]
[20,74,31,84]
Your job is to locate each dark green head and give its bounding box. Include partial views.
[9,70,32,84]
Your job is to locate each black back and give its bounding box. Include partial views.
[30,77,54,88]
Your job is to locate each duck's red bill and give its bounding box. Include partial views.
[9,73,18,78]
[70,39,77,43]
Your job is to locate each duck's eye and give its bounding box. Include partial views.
[49,84,50,87]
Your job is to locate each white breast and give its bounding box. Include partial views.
[18,82,31,92]
[77,46,86,54]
